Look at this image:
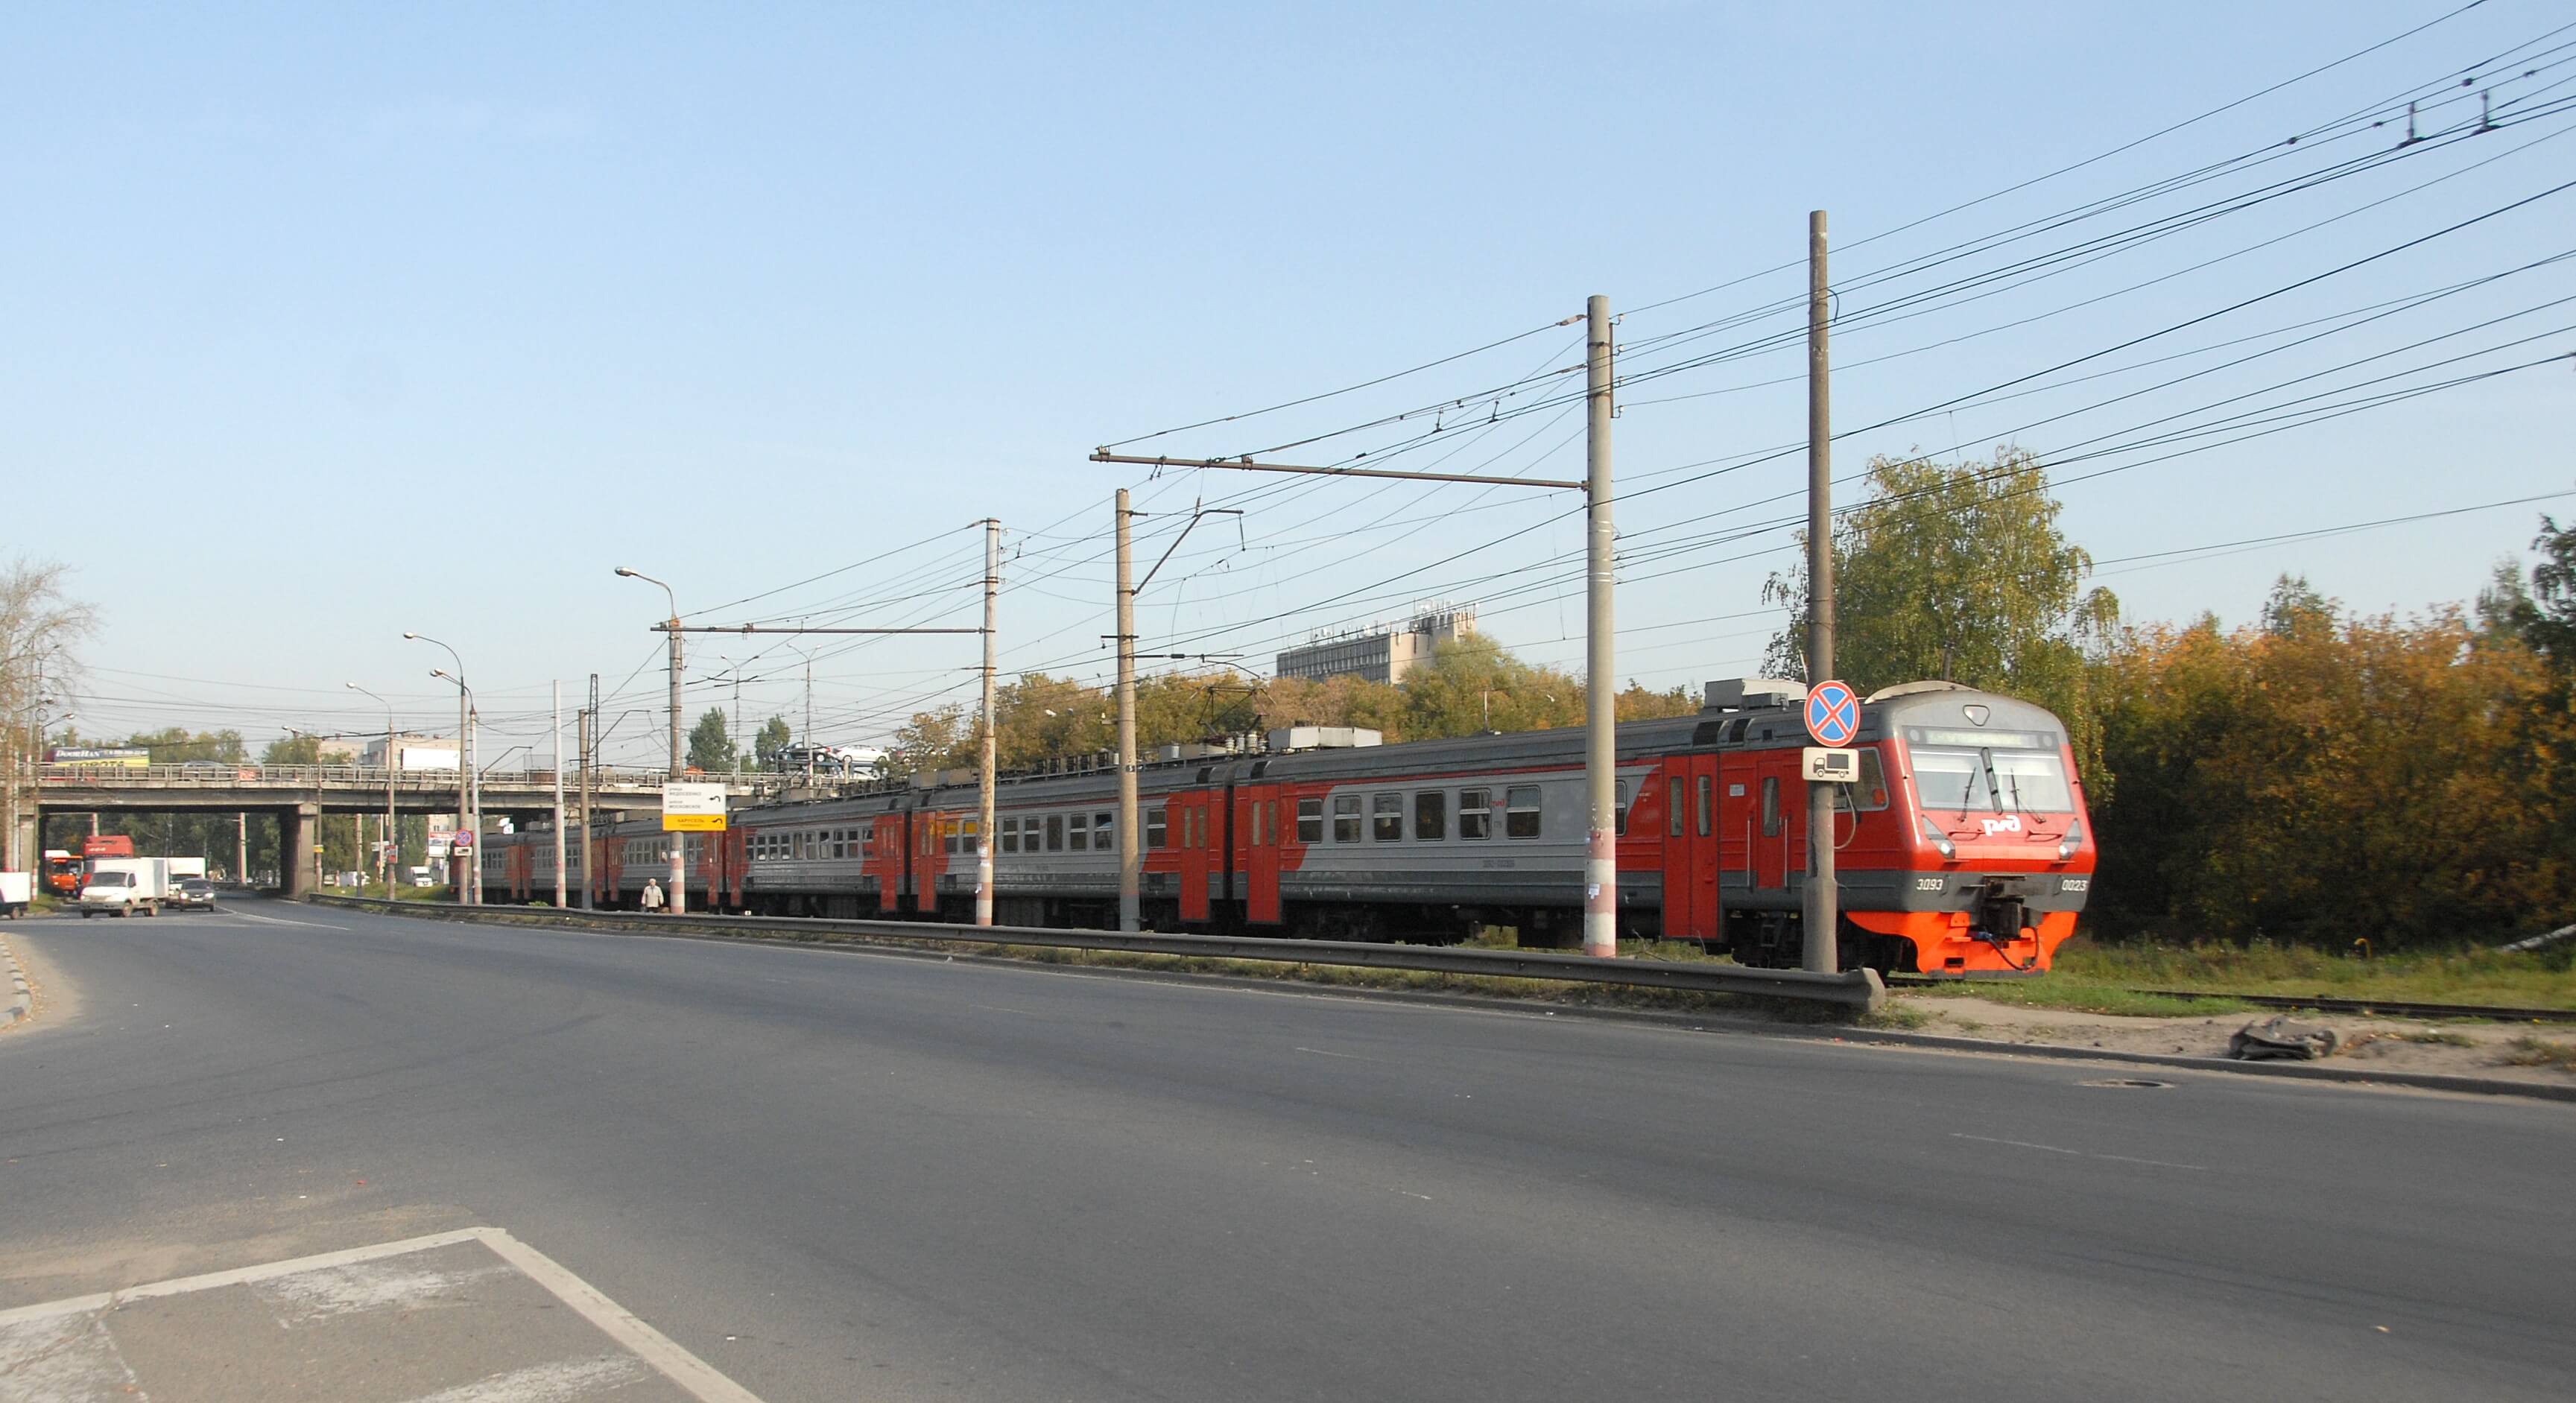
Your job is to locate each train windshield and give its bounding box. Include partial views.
[1907,734,2075,814]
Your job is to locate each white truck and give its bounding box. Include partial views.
[79,858,173,917]
[0,871,31,918]
[166,858,208,883]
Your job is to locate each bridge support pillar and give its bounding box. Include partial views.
[282,804,320,899]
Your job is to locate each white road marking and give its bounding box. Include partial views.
[211,908,348,931]
[1952,1132,2208,1172]
[470,1228,765,1403]
[0,1313,148,1403]
[252,1257,516,1326]
[0,1228,490,1327]
[1294,1045,1387,1062]
[396,1353,650,1403]
[0,1227,765,1403]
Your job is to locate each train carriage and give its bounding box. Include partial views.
[476,677,2095,974]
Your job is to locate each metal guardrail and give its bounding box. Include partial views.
[312,895,1887,1013]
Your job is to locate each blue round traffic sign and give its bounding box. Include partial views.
[1805,680,1860,747]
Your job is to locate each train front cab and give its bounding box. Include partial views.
[1654,683,2094,975]
[1839,687,2092,974]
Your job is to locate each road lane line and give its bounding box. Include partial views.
[1952,1132,2208,1172]
[214,908,349,931]
[396,1352,651,1402]
[468,1228,765,1403]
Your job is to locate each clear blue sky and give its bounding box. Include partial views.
[7,1,2570,764]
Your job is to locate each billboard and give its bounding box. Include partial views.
[48,747,148,768]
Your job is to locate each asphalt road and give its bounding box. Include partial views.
[2,898,2570,1402]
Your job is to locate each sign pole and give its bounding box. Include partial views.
[1804,209,1840,974]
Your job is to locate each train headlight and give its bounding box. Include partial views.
[1918,814,1955,860]
[2057,818,2083,862]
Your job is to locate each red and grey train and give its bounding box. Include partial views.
[478,678,2095,975]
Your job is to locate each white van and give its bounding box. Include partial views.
[80,858,174,917]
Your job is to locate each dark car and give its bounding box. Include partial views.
[171,878,218,910]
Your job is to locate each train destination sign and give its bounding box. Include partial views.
[1804,680,1859,747]
[662,782,730,832]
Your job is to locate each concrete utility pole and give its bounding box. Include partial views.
[1115,490,1140,934]
[552,680,567,908]
[235,811,247,887]
[976,517,1000,927]
[1804,210,1841,975]
[615,567,689,916]
[1089,302,1616,955]
[578,673,598,909]
[1581,294,1618,960]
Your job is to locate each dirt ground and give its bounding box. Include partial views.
[1899,992,2576,1087]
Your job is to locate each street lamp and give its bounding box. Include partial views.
[615,566,689,915]
[408,632,477,905]
[345,682,397,895]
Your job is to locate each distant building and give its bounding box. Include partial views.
[361,734,461,771]
[1276,606,1478,685]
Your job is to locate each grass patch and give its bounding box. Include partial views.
[2497,1035,2576,1071]
[1902,977,2253,1019]
[2050,939,2576,1010]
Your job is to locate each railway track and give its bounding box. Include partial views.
[1884,976,2576,1024]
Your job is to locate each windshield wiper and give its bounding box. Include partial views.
[1979,749,2004,814]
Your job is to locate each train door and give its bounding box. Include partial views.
[1178,791,1212,923]
[868,814,904,913]
[1749,751,1800,893]
[598,833,622,905]
[508,843,532,901]
[1660,756,1721,940]
[1235,783,1283,925]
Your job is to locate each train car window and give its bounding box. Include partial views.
[1668,778,1684,837]
[1504,785,1542,839]
[1000,818,1018,855]
[1832,751,1893,813]
[1269,801,1282,848]
[1332,794,1362,843]
[1615,779,1631,836]
[1372,793,1402,841]
[1148,807,1168,850]
[1095,812,1114,850]
[1414,791,1446,841]
[1761,776,1781,836]
[1297,797,1323,843]
[1696,775,1713,837]
[1458,788,1492,840]
[1069,813,1089,852]
[1728,718,1750,744]
[1046,814,1064,852]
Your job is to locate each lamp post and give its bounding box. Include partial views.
[615,566,689,916]
[345,682,397,895]
[408,631,476,905]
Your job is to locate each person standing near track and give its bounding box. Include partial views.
[641,877,665,913]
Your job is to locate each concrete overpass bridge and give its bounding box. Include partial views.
[25,764,794,898]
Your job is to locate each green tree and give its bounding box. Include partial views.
[753,715,793,769]
[1764,447,2118,782]
[686,708,735,772]
[892,703,972,772]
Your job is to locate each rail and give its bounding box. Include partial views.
[312,895,1887,1013]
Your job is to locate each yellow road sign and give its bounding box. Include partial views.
[662,813,727,832]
